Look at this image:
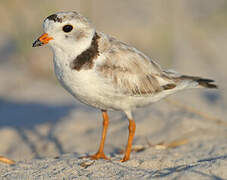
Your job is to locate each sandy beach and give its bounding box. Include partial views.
[0,1,227,179]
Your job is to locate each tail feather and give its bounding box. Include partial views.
[180,75,218,89]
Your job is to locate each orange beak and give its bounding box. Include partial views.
[32,33,53,47]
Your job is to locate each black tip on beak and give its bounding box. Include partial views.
[32,39,44,47]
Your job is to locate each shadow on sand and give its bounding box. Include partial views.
[0,98,76,157]
[150,155,227,179]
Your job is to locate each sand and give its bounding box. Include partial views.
[1,138,227,180]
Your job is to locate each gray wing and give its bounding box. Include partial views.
[96,34,176,96]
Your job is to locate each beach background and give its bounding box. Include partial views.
[0,0,227,179]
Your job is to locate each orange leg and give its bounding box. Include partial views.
[121,119,136,162]
[87,110,110,160]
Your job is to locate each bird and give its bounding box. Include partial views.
[32,11,217,162]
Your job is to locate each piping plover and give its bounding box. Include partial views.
[33,11,217,162]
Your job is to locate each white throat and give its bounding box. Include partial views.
[51,30,95,63]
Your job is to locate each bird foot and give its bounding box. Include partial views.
[80,152,110,160]
[120,156,130,162]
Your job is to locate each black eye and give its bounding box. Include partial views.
[62,25,73,33]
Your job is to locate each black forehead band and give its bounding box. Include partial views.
[46,14,63,23]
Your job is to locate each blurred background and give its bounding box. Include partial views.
[0,0,226,161]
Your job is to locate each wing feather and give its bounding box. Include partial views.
[96,34,174,96]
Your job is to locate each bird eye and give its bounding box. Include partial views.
[62,25,73,33]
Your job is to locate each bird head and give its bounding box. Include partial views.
[33,11,95,56]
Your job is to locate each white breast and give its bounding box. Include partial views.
[54,56,95,103]
[53,53,180,112]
